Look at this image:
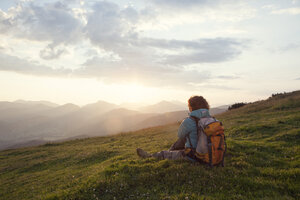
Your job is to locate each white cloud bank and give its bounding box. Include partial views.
[271,7,300,15]
[0,0,249,88]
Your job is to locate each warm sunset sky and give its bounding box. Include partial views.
[0,0,299,106]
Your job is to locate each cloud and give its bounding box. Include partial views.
[295,77,300,80]
[143,0,256,27]
[13,1,82,43]
[0,1,246,65]
[216,75,240,80]
[155,38,243,65]
[187,82,240,90]
[0,1,84,60]
[85,1,138,51]
[272,42,300,53]
[84,2,245,65]
[149,0,220,8]
[39,44,68,60]
[0,49,211,88]
[0,52,71,76]
[0,9,11,33]
[271,7,300,15]
[0,0,248,89]
[262,5,277,10]
[76,57,212,88]
[281,43,300,51]
[82,1,246,78]
[76,36,244,87]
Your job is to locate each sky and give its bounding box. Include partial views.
[0,0,299,106]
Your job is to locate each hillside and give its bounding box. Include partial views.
[0,91,299,199]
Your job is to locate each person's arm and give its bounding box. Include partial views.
[178,118,191,138]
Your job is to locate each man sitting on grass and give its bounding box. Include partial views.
[137,96,211,161]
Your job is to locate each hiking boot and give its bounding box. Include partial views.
[136,148,151,158]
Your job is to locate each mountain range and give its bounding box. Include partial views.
[0,100,227,150]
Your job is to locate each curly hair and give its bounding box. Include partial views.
[188,96,210,111]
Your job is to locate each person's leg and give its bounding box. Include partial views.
[159,150,185,160]
[136,148,185,160]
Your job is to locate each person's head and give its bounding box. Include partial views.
[188,96,209,112]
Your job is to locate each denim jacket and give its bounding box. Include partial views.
[177,109,211,148]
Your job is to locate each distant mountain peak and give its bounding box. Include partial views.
[14,100,58,107]
[81,100,118,115]
[96,100,112,104]
[156,100,174,105]
[85,100,116,107]
[139,101,187,113]
[158,100,169,103]
[57,103,80,110]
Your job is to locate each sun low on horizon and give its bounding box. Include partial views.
[0,0,299,107]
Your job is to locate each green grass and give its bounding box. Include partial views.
[0,91,299,199]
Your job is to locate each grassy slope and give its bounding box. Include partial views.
[0,91,299,200]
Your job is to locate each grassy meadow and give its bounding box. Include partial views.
[0,91,299,199]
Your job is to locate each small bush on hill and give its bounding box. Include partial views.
[228,102,247,110]
[270,92,288,99]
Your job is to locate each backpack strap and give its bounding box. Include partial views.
[189,116,200,133]
[189,116,199,124]
[221,135,227,167]
[189,116,199,149]
[187,133,193,149]
[217,135,223,150]
[207,136,213,167]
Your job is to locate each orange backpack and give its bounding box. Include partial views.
[187,117,226,167]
